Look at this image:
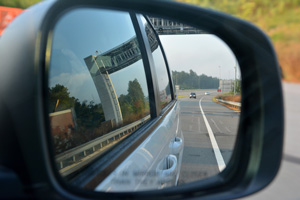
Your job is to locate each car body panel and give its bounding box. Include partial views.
[96,101,182,191]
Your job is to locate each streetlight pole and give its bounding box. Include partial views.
[234,58,237,95]
[219,66,222,92]
[199,75,200,89]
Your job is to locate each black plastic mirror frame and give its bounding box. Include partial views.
[0,0,283,199]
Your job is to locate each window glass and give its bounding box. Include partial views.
[140,16,172,109]
[48,9,150,177]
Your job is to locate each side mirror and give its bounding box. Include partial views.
[0,0,283,199]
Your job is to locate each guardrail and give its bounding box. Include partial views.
[56,115,151,176]
[216,99,241,109]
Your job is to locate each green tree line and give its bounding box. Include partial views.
[0,0,40,8]
[172,70,219,89]
[179,0,300,31]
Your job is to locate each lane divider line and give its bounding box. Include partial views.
[199,97,226,172]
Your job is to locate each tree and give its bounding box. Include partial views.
[49,84,104,128]
[48,84,75,112]
[172,70,219,89]
[0,0,41,9]
[127,79,146,114]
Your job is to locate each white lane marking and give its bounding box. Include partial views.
[225,127,231,133]
[199,97,226,172]
[210,118,222,133]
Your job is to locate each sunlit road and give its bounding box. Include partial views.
[243,82,300,200]
[177,90,240,184]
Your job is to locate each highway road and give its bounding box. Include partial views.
[177,90,240,185]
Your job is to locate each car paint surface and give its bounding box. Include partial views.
[96,101,182,191]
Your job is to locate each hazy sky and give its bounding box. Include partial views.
[160,34,241,80]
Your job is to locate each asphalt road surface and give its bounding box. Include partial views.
[177,90,240,184]
[243,82,300,200]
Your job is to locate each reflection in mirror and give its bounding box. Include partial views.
[47,8,241,192]
[48,9,150,177]
[141,16,172,109]
[152,17,241,184]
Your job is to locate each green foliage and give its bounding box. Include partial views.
[49,84,104,129]
[230,79,242,94]
[179,0,300,43]
[119,79,149,124]
[127,79,146,114]
[74,100,104,129]
[49,84,106,154]
[0,0,41,8]
[178,0,300,82]
[172,70,219,89]
[236,80,242,94]
[48,84,75,112]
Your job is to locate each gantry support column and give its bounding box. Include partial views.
[84,55,123,127]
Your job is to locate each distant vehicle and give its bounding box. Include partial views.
[190,92,196,98]
[205,92,210,95]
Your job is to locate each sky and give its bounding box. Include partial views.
[49,9,149,104]
[160,34,241,80]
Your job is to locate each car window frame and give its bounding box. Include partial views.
[136,14,176,115]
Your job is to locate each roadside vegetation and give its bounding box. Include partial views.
[0,0,40,8]
[213,91,241,111]
[172,70,219,89]
[179,0,300,82]
[214,92,241,103]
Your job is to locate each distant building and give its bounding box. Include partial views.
[49,108,77,137]
[175,85,180,91]
[219,80,234,92]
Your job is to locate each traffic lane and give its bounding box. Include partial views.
[178,97,219,185]
[200,95,239,164]
[178,94,239,185]
[177,89,217,98]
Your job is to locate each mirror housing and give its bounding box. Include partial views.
[0,0,283,199]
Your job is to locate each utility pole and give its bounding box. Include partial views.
[219,66,222,92]
[234,58,237,95]
[199,75,200,89]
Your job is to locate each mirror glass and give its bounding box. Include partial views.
[48,8,241,192]
[157,28,241,185]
